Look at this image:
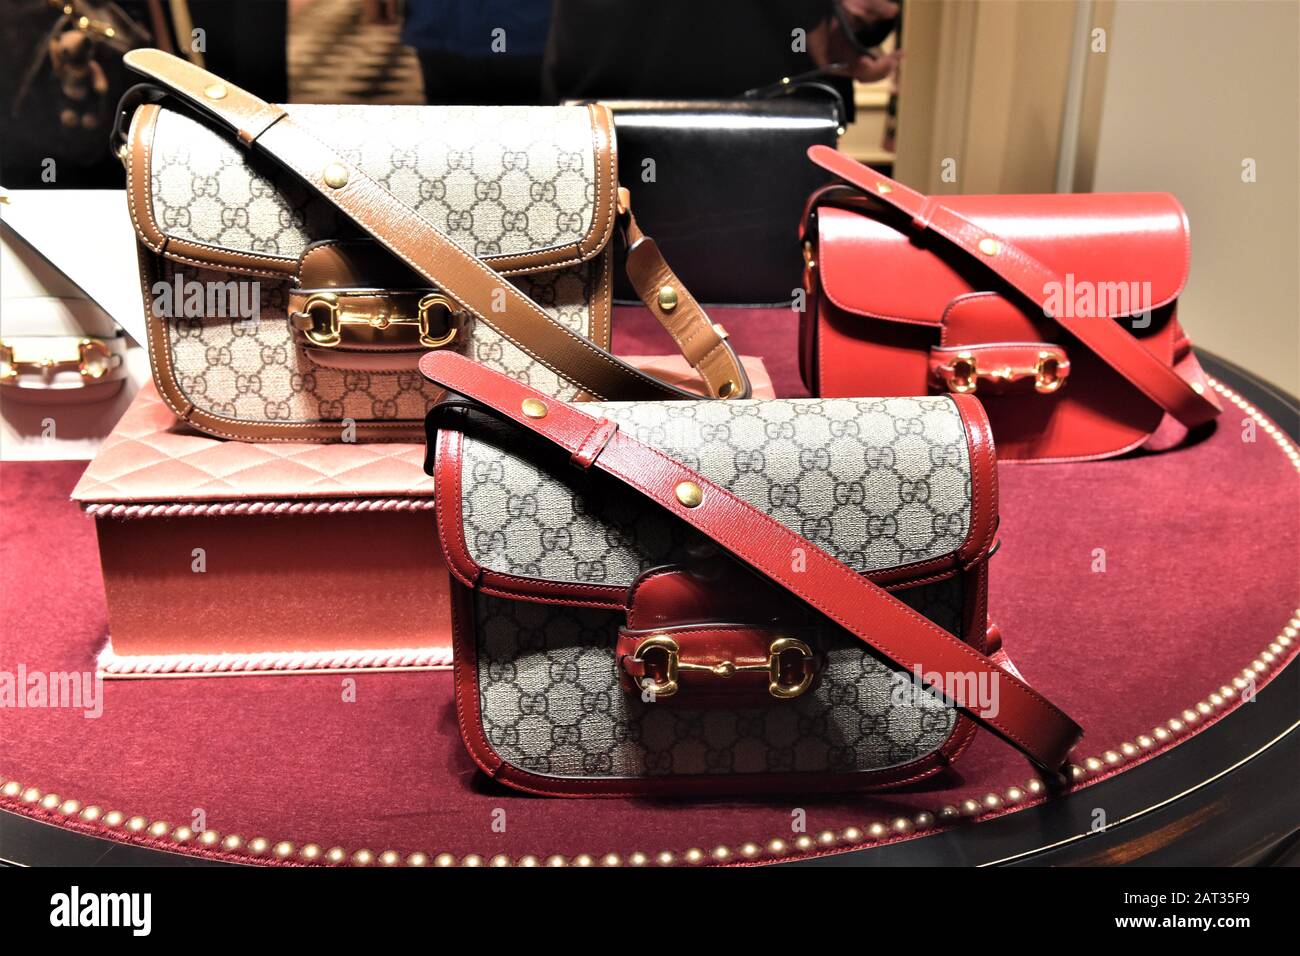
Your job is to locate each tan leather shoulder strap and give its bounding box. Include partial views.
[121,49,750,402]
[620,192,745,398]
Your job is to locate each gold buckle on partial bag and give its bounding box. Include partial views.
[0,338,114,382]
[630,634,815,700]
[290,291,461,349]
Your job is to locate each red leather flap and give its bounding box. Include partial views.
[816,193,1189,326]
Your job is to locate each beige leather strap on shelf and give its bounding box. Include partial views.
[120,49,750,402]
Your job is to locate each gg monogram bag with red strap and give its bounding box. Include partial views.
[420,351,1081,796]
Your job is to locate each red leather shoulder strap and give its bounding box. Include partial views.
[420,351,1083,772]
[806,146,1221,429]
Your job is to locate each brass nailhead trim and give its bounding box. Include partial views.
[322,163,349,189]
[521,398,547,419]
[674,481,703,508]
[978,238,1001,256]
[203,83,227,100]
[657,285,678,312]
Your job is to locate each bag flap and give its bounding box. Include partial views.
[816,193,1189,326]
[437,396,994,607]
[127,102,617,278]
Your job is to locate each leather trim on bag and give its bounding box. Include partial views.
[950,392,999,569]
[589,245,613,350]
[435,425,482,589]
[131,104,298,279]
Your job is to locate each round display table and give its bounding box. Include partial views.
[2,332,1296,866]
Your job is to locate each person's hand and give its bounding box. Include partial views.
[848,47,902,84]
[839,0,901,24]
[360,0,400,25]
[808,2,902,84]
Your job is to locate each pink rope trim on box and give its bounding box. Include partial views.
[82,497,438,519]
[97,641,453,676]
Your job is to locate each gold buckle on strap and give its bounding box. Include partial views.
[290,290,461,349]
[630,634,814,700]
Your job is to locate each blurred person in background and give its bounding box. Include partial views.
[364,0,550,104]
[543,0,900,119]
[365,0,898,111]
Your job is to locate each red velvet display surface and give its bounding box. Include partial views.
[1,308,1296,865]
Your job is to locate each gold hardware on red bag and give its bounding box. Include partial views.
[936,349,1069,395]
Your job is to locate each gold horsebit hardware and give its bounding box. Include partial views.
[290,290,460,349]
[939,349,1067,395]
[631,634,815,700]
[0,338,114,382]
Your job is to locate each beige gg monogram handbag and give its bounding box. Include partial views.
[114,50,750,442]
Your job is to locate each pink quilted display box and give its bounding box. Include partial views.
[72,356,773,678]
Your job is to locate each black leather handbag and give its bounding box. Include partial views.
[578,88,842,306]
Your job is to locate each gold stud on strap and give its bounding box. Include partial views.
[657,285,678,312]
[322,163,349,189]
[521,398,547,419]
[203,83,227,100]
[978,238,1001,256]
[675,481,703,508]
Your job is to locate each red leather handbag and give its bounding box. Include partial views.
[799,147,1221,462]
